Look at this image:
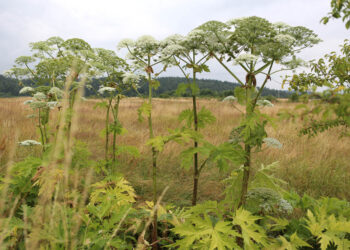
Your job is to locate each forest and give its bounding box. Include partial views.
[0,75,291,98]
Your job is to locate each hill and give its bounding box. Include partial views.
[0,75,291,98]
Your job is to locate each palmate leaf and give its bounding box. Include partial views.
[305,205,350,250]
[233,208,269,249]
[147,128,200,153]
[88,175,136,218]
[269,233,311,250]
[250,162,287,193]
[179,107,216,129]
[176,82,190,96]
[197,107,216,128]
[208,142,245,171]
[137,102,152,122]
[171,213,240,250]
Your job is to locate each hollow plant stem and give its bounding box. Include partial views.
[146,55,158,250]
[112,95,121,166]
[191,51,199,206]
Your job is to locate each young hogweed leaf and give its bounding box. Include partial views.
[305,205,350,250]
[176,82,190,96]
[170,203,240,249]
[150,79,160,90]
[88,175,136,218]
[108,122,127,135]
[178,108,193,128]
[274,233,311,250]
[197,107,216,128]
[233,208,268,249]
[180,145,211,170]
[234,87,246,105]
[201,64,210,72]
[208,142,245,171]
[190,81,200,96]
[146,136,166,152]
[137,102,152,122]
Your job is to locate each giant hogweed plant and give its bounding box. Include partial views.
[92,48,140,169]
[117,35,175,248]
[6,37,95,150]
[161,30,217,205]
[198,17,321,206]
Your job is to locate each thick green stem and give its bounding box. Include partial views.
[38,108,45,152]
[238,144,251,207]
[146,56,158,250]
[105,99,112,165]
[112,96,121,165]
[191,51,199,206]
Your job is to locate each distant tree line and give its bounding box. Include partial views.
[0,75,292,98]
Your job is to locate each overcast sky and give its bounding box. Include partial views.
[0,0,348,89]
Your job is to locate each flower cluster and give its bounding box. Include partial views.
[256,99,274,107]
[33,92,47,101]
[263,137,283,149]
[222,96,237,102]
[48,87,64,98]
[234,53,258,64]
[122,72,141,85]
[18,140,42,146]
[274,34,296,46]
[98,86,116,95]
[19,86,35,94]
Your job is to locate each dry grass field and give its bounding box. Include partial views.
[0,97,349,205]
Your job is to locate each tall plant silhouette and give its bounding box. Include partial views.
[117,35,173,248]
[199,17,321,206]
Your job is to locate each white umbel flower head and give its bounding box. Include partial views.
[234,53,258,64]
[187,29,205,40]
[162,44,184,57]
[33,92,47,101]
[257,99,274,107]
[162,34,184,46]
[117,38,134,49]
[18,140,42,146]
[263,137,283,149]
[23,100,33,105]
[274,34,296,46]
[122,72,140,85]
[47,101,59,109]
[222,96,237,102]
[135,35,159,48]
[19,87,35,94]
[30,101,47,109]
[273,22,289,29]
[98,86,116,95]
[48,87,64,98]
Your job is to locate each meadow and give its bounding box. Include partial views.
[1,10,350,248]
[1,97,348,205]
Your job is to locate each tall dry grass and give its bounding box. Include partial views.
[1,97,349,203]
